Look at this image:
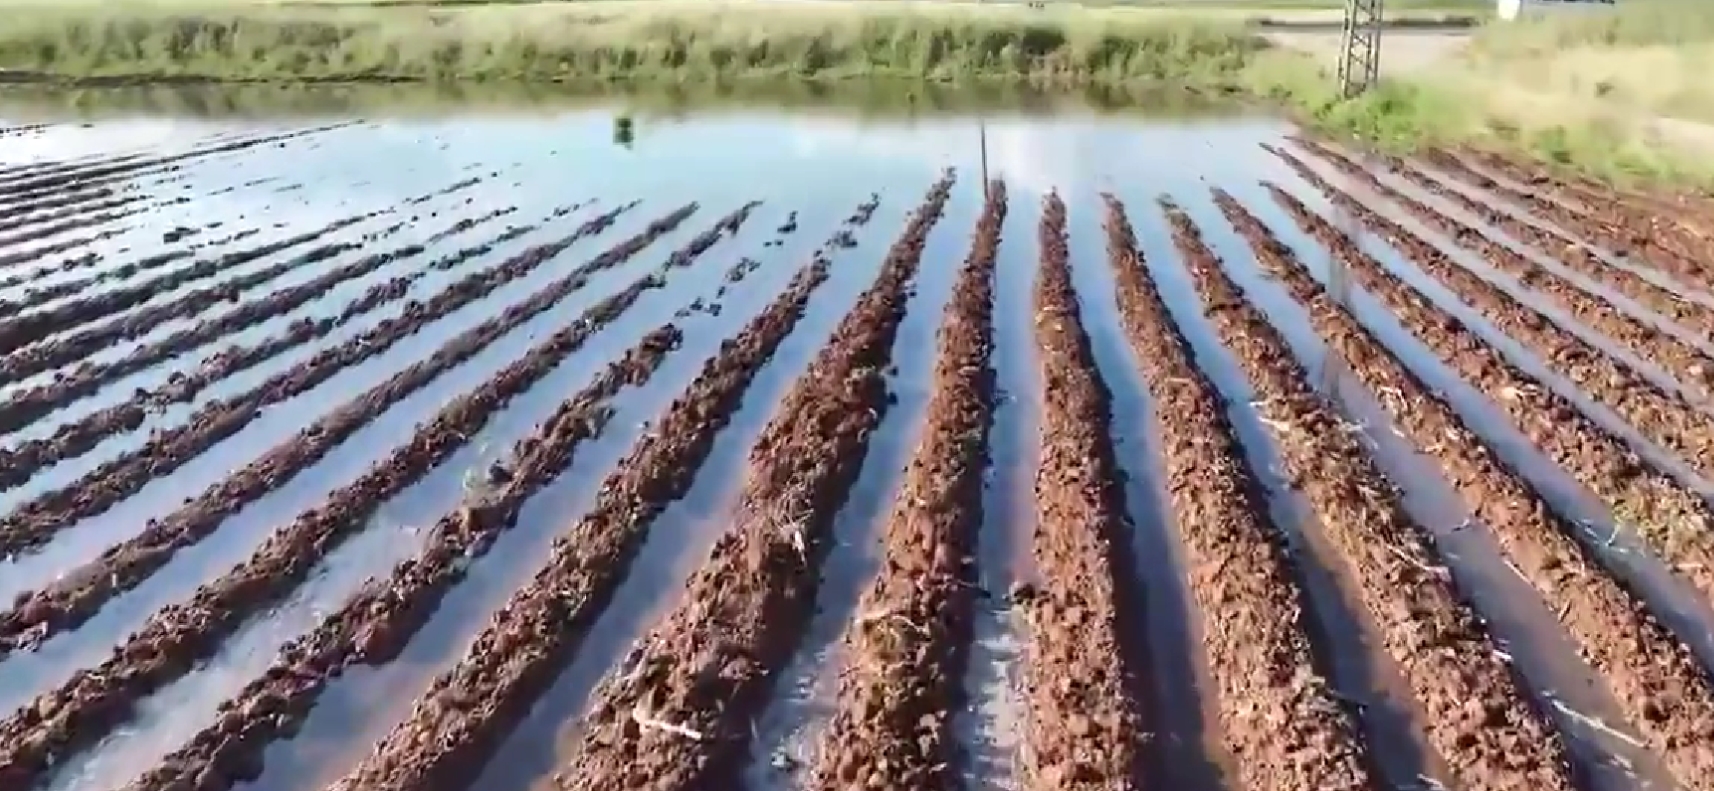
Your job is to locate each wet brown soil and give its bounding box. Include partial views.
[325,193,895,791]
[1218,185,1714,789]
[0,202,644,560]
[1099,193,1378,791]
[1011,191,1148,791]
[0,203,753,788]
[1291,140,1714,401]
[0,248,193,318]
[1158,198,1580,791]
[1265,148,1714,609]
[117,324,686,791]
[800,180,1005,791]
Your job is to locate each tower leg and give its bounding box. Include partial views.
[1336,0,1384,97]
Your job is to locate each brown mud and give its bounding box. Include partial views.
[1293,142,1714,402]
[0,201,643,561]
[1266,148,1714,609]
[1159,198,1580,791]
[540,171,952,791]
[1218,185,1714,790]
[799,180,1005,791]
[0,206,531,474]
[1011,191,1149,791]
[0,248,194,318]
[1102,194,1378,791]
[1429,149,1714,296]
[325,193,898,791]
[1267,146,1714,485]
[118,324,687,791]
[0,203,752,788]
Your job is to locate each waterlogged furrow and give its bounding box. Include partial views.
[0,204,743,788]
[119,325,688,791]
[1161,199,1580,791]
[1102,195,1377,791]
[0,206,528,474]
[1315,142,1714,340]
[0,201,674,648]
[0,248,195,318]
[1294,141,1714,398]
[0,211,385,357]
[542,172,952,791]
[1427,150,1714,295]
[1267,146,1714,483]
[1012,192,1148,791]
[1263,182,1714,647]
[0,125,354,200]
[0,203,155,252]
[1218,187,1714,789]
[328,199,887,791]
[0,186,137,230]
[800,180,1005,791]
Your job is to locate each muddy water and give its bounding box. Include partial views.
[10,97,1712,791]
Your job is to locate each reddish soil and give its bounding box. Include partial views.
[0,201,645,560]
[802,180,1006,791]
[1098,193,1378,791]
[543,173,952,791]
[0,206,535,475]
[1266,145,1714,481]
[118,323,686,791]
[1217,185,1714,788]
[1266,147,1714,605]
[328,194,889,791]
[1011,191,1148,791]
[0,203,757,786]
[1293,140,1714,398]
[1159,198,1579,791]
[1428,149,1714,295]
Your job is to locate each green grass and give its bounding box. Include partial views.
[0,2,1285,86]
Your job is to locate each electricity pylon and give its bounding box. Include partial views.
[1336,0,1384,98]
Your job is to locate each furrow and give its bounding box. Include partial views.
[1267,146,1714,483]
[800,180,1005,791]
[0,205,153,252]
[0,200,664,647]
[118,324,688,791]
[543,171,953,791]
[1296,140,1714,399]
[0,192,149,236]
[326,197,886,791]
[1102,193,1379,791]
[1264,180,1714,663]
[0,248,195,318]
[0,205,527,466]
[1426,149,1714,294]
[1159,198,1581,791]
[1219,185,1714,790]
[0,225,131,271]
[0,125,355,200]
[0,202,742,787]
[1012,191,1149,791]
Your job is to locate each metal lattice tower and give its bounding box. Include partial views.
[1337,0,1384,98]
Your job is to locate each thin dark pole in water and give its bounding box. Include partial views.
[979,117,989,199]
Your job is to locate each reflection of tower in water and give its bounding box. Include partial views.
[1319,201,1364,399]
[979,118,990,200]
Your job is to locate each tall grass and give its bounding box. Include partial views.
[0,3,1273,85]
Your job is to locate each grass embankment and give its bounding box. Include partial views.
[1270,1,1714,187]
[0,3,1279,86]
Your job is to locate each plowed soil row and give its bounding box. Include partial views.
[1260,180,1714,630]
[0,192,149,237]
[802,180,1005,791]
[0,203,155,251]
[0,202,756,788]
[330,195,888,791]
[0,211,387,356]
[1216,186,1714,789]
[0,185,131,227]
[0,247,195,318]
[1160,199,1580,791]
[0,205,529,437]
[121,323,689,791]
[0,224,131,270]
[1307,141,1714,341]
[1013,191,1148,791]
[0,201,645,560]
[0,200,697,653]
[1425,150,1714,295]
[1267,146,1714,481]
[1101,194,1376,791]
[1293,141,1714,397]
[0,124,352,201]
[549,172,953,791]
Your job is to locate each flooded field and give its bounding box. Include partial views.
[2,103,1714,791]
